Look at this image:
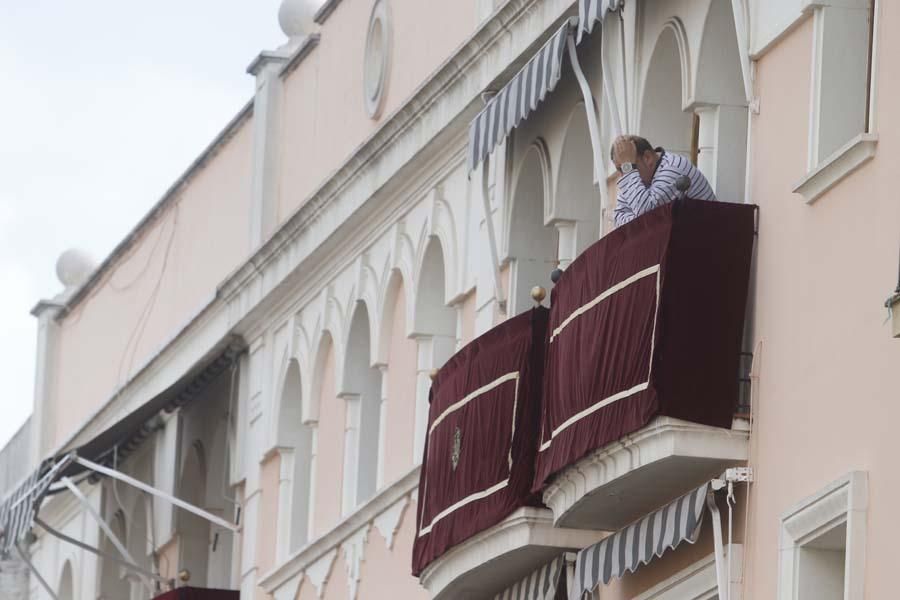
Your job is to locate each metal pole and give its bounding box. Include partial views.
[34,518,171,587]
[74,456,239,532]
[59,477,153,593]
[15,542,58,600]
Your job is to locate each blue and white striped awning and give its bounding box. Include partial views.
[494,554,566,600]
[569,483,709,599]
[467,19,573,173]
[0,462,55,557]
[577,0,625,43]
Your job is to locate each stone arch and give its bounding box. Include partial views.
[125,495,153,600]
[58,560,75,600]
[99,509,129,600]
[341,303,383,512]
[691,0,750,202]
[507,142,557,315]
[376,268,411,365]
[555,104,604,257]
[410,236,457,461]
[639,20,693,157]
[177,441,209,588]
[278,359,314,553]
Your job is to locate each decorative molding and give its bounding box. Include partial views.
[305,548,338,599]
[793,133,878,204]
[778,471,868,600]
[543,416,750,530]
[363,0,392,119]
[340,524,370,600]
[259,466,420,594]
[314,0,344,24]
[373,494,409,549]
[279,34,322,78]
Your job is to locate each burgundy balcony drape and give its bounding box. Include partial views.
[412,307,549,575]
[153,588,239,600]
[534,199,755,490]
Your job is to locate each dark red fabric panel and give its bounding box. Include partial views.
[153,587,239,600]
[534,199,755,491]
[412,307,549,575]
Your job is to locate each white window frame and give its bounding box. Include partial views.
[777,471,868,600]
[794,0,878,204]
[633,545,744,600]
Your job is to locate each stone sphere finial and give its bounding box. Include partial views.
[550,269,564,285]
[278,0,317,39]
[531,286,547,304]
[56,248,96,290]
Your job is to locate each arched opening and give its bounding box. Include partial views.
[556,106,604,257]
[640,26,692,157]
[126,497,152,600]
[508,145,557,314]
[341,304,382,512]
[99,509,130,600]
[310,332,342,533]
[693,0,750,202]
[177,442,209,588]
[278,359,314,552]
[412,238,456,461]
[58,561,74,600]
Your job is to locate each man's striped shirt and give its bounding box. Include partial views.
[614,150,716,227]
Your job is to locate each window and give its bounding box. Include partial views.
[778,472,867,600]
[795,0,877,203]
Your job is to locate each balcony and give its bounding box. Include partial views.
[535,199,756,529]
[418,507,603,599]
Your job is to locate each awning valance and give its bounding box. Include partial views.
[577,0,625,43]
[570,483,709,599]
[467,19,573,173]
[494,554,567,600]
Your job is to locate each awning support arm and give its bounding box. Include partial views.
[74,456,240,533]
[566,34,607,187]
[706,492,729,600]
[34,517,172,587]
[15,542,58,600]
[480,155,507,312]
[60,476,154,593]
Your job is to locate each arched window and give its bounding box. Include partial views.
[342,304,382,511]
[277,359,314,552]
[177,442,209,588]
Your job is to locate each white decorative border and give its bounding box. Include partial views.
[418,371,521,537]
[540,265,661,452]
[777,471,868,600]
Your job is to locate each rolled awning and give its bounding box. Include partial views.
[570,484,709,599]
[577,0,625,43]
[0,457,70,556]
[493,554,567,600]
[467,19,573,173]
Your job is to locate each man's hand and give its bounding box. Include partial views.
[612,135,638,169]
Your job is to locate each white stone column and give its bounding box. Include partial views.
[29,300,64,463]
[274,447,295,562]
[376,366,389,488]
[555,221,577,270]
[341,394,361,515]
[696,105,748,203]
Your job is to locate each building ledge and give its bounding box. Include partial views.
[259,466,419,596]
[793,133,877,204]
[418,507,604,600]
[543,416,749,530]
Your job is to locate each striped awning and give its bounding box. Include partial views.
[569,483,709,599]
[467,19,573,173]
[494,554,566,600]
[0,464,51,556]
[577,0,625,43]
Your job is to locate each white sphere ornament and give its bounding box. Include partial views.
[278,0,317,39]
[56,248,96,289]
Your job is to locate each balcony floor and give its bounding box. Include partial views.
[543,416,750,530]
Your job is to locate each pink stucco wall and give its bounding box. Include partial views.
[276,0,478,220]
[313,338,345,536]
[744,6,900,599]
[357,502,426,600]
[51,116,254,449]
[383,280,418,483]
[257,453,281,583]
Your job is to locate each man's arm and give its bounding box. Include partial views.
[614,193,637,226]
[615,168,679,221]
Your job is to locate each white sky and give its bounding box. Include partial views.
[0,0,305,449]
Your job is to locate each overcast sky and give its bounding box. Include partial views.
[0,0,306,449]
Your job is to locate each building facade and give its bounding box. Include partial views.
[1,0,896,599]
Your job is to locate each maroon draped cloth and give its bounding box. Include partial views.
[533,199,755,491]
[153,588,239,600]
[412,307,549,575]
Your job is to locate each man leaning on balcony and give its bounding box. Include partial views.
[610,135,717,226]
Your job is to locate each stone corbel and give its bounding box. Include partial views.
[305,548,338,599]
[341,524,371,600]
[373,494,410,550]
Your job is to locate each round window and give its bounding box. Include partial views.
[364,0,391,119]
